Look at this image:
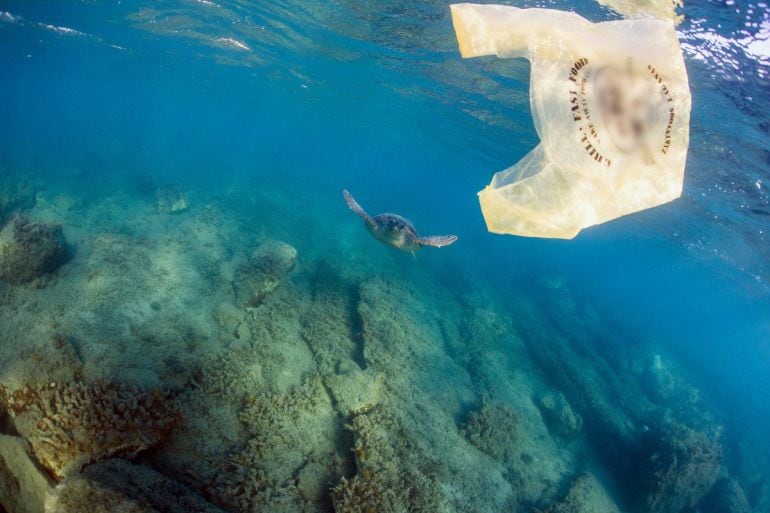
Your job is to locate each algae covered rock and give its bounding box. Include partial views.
[214,302,251,342]
[207,377,342,512]
[701,477,751,513]
[643,354,676,401]
[460,398,519,462]
[538,392,583,441]
[155,185,190,214]
[326,367,384,417]
[0,433,53,513]
[0,215,68,284]
[51,459,226,513]
[633,422,722,513]
[331,406,447,513]
[234,239,297,307]
[540,472,622,513]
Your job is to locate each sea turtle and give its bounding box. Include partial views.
[343,189,457,254]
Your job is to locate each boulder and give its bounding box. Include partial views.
[1,379,180,481]
[0,434,53,513]
[326,367,384,417]
[538,392,583,441]
[643,354,676,401]
[701,477,751,513]
[234,240,297,307]
[155,185,189,214]
[51,459,226,513]
[632,422,722,513]
[540,472,622,513]
[0,215,68,284]
[460,398,519,462]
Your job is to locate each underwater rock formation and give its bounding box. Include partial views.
[155,185,190,214]
[353,277,548,511]
[51,459,226,513]
[0,433,53,513]
[460,398,519,462]
[538,392,583,441]
[524,333,636,450]
[0,215,68,284]
[331,473,390,513]
[519,299,657,471]
[539,472,622,513]
[325,367,383,418]
[633,422,722,513]
[701,477,751,513]
[207,377,343,513]
[521,288,732,510]
[0,379,180,480]
[331,405,447,513]
[643,354,676,401]
[214,302,252,343]
[234,239,297,307]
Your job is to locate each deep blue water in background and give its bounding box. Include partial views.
[1,0,769,492]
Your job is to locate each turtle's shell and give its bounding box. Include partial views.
[367,213,421,251]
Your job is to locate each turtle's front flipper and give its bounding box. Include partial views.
[417,235,458,248]
[343,190,373,224]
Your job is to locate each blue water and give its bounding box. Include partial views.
[1,1,769,512]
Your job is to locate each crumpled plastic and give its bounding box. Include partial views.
[451,3,691,239]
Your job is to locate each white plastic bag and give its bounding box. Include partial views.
[451,4,691,239]
[596,0,683,24]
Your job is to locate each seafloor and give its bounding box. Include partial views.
[0,168,766,513]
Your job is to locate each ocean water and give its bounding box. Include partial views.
[0,1,768,512]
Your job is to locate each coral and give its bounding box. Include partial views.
[538,392,583,441]
[0,379,180,480]
[234,239,297,307]
[460,398,519,462]
[51,458,226,513]
[632,422,722,513]
[0,215,68,284]
[330,473,394,513]
[331,406,447,513]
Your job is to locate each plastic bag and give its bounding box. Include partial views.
[451,3,691,239]
[596,0,683,24]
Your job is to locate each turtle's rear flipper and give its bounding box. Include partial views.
[343,189,373,224]
[417,235,458,248]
